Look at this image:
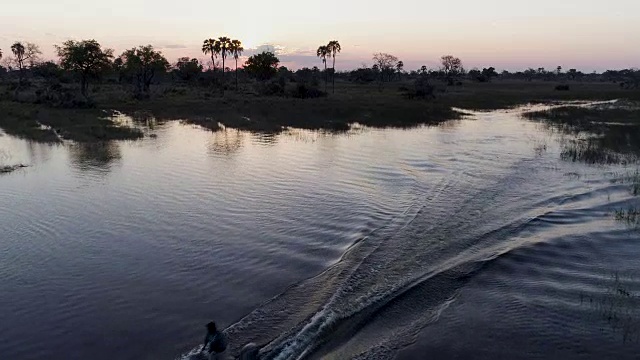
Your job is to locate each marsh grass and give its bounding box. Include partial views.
[613,207,640,226]
[0,100,143,142]
[581,272,640,344]
[2,80,640,142]
[524,103,640,164]
[109,85,464,133]
[611,170,640,196]
[560,139,628,165]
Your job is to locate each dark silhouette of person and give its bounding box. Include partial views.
[201,321,227,360]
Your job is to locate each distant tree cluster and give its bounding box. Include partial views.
[201,36,244,91]
[0,36,638,107]
[316,40,341,93]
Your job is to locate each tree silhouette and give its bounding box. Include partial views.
[119,45,170,94]
[217,37,232,83]
[396,61,404,80]
[317,45,329,92]
[175,57,203,82]
[202,38,219,71]
[113,57,124,83]
[440,55,464,85]
[56,40,113,96]
[327,40,341,93]
[244,52,279,80]
[372,53,398,87]
[229,39,244,91]
[11,42,41,87]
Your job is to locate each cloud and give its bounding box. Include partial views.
[159,44,188,49]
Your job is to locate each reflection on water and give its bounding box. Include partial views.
[207,129,246,155]
[69,142,122,173]
[251,132,279,146]
[1,106,640,360]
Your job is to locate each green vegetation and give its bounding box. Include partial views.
[614,207,640,226]
[99,83,463,132]
[244,52,280,81]
[118,45,170,96]
[611,170,640,196]
[523,102,640,164]
[0,100,142,142]
[582,272,640,343]
[56,40,114,97]
[1,35,640,143]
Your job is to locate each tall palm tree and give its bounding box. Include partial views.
[316,45,329,92]
[217,37,232,82]
[202,38,218,71]
[327,40,341,93]
[230,39,244,91]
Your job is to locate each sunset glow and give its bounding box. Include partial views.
[1,0,638,71]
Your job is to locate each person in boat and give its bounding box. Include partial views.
[201,321,227,360]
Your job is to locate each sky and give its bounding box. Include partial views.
[0,0,639,72]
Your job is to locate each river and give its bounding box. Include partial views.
[1,105,639,360]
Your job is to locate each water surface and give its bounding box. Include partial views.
[1,106,639,359]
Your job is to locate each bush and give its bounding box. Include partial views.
[254,80,285,96]
[402,76,435,100]
[34,84,95,108]
[290,84,327,99]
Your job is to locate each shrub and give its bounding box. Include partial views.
[402,76,436,100]
[290,84,327,99]
[34,84,95,108]
[254,80,285,96]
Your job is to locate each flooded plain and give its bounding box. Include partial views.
[1,105,639,360]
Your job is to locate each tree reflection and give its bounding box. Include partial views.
[69,141,122,173]
[251,132,278,146]
[207,129,244,156]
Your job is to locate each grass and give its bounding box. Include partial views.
[523,103,640,164]
[0,164,28,174]
[611,170,640,196]
[437,80,640,110]
[1,79,640,142]
[614,207,640,226]
[582,272,640,344]
[104,83,464,133]
[0,100,143,142]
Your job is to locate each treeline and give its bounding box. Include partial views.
[1,38,639,106]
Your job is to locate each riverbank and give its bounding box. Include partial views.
[1,80,639,143]
[523,100,640,164]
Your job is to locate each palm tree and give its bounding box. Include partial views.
[230,39,244,91]
[316,45,329,92]
[217,37,232,82]
[327,40,341,93]
[202,38,218,71]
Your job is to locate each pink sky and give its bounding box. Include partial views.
[1,0,639,72]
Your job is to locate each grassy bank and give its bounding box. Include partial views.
[86,80,640,134]
[438,81,640,110]
[1,80,640,142]
[523,102,640,164]
[0,100,143,142]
